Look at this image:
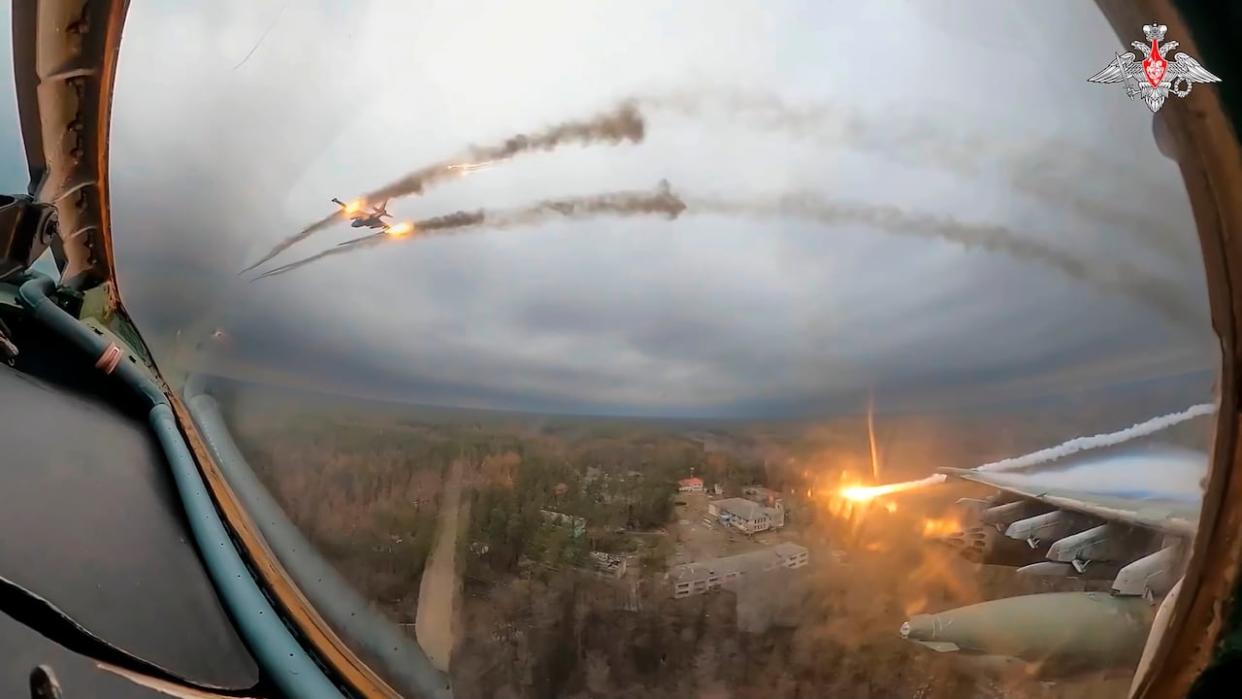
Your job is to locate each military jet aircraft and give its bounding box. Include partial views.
[331,197,392,229]
[900,445,1207,685]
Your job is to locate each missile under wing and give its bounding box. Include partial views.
[900,445,1208,678]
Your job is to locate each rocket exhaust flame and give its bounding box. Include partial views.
[921,516,964,538]
[384,221,414,238]
[866,391,881,482]
[447,160,500,173]
[253,210,488,279]
[256,187,1201,329]
[840,475,948,502]
[837,402,1215,501]
[241,102,647,273]
[251,183,685,280]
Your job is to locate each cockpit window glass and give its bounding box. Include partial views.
[109,3,1217,697]
[0,4,29,194]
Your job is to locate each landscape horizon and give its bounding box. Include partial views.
[205,368,1214,698]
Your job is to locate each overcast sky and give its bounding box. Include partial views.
[0,2,1220,417]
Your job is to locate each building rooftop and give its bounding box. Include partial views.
[714,497,766,520]
[770,542,808,558]
[669,543,808,583]
[589,551,624,570]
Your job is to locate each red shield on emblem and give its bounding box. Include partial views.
[1142,40,1166,87]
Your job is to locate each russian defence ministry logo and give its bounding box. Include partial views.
[1088,23,1220,113]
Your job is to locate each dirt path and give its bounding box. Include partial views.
[415,459,463,672]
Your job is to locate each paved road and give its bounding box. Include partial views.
[416,459,464,672]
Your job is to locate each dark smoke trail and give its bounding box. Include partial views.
[686,193,1204,328]
[335,210,487,248]
[253,210,487,279]
[485,179,684,227]
[252,182,684,280]
[363,102,645,204]
[241,103,646,274]
[253,238,380,279]
[240,214,338,274]
[637,88,1192,267]
[239,207,365,274]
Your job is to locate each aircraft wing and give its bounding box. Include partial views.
[899,446,1207,671]
[930,444,1207,587]
[939,446,1204,536]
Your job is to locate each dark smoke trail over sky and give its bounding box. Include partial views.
[364,102,645,204]
[241,103,647,273]
[637,88,1191,267]
[483,179,684,227]
[244,88,1184,279]
[250,210,486,280]
[255,182,1199,330]
[252,183,685,280]
[685,193,1203,329]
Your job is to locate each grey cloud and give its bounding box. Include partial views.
[81,0,1218,418]
[196,210,1208,417]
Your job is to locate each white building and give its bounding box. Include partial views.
[669,543,809,599]
[742,486,784,508]
[708,497,785,533]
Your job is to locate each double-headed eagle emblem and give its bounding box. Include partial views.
[1088,23,1220,113]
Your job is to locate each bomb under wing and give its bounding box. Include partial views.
[900,445,1207,676]
[902,592,1155,675]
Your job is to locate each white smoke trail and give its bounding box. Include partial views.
[840,403,1214,500]
[974,402,1217,473]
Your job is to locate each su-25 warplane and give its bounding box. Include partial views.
[331,197,392,230]
[900,445,1206,684]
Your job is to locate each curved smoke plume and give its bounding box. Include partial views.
[242,102,647,273]
[635,88,1193,268]
[255,183,1201,330]
[252,182,685,280]
[685,192,1204,329]
[364,102,645,204]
